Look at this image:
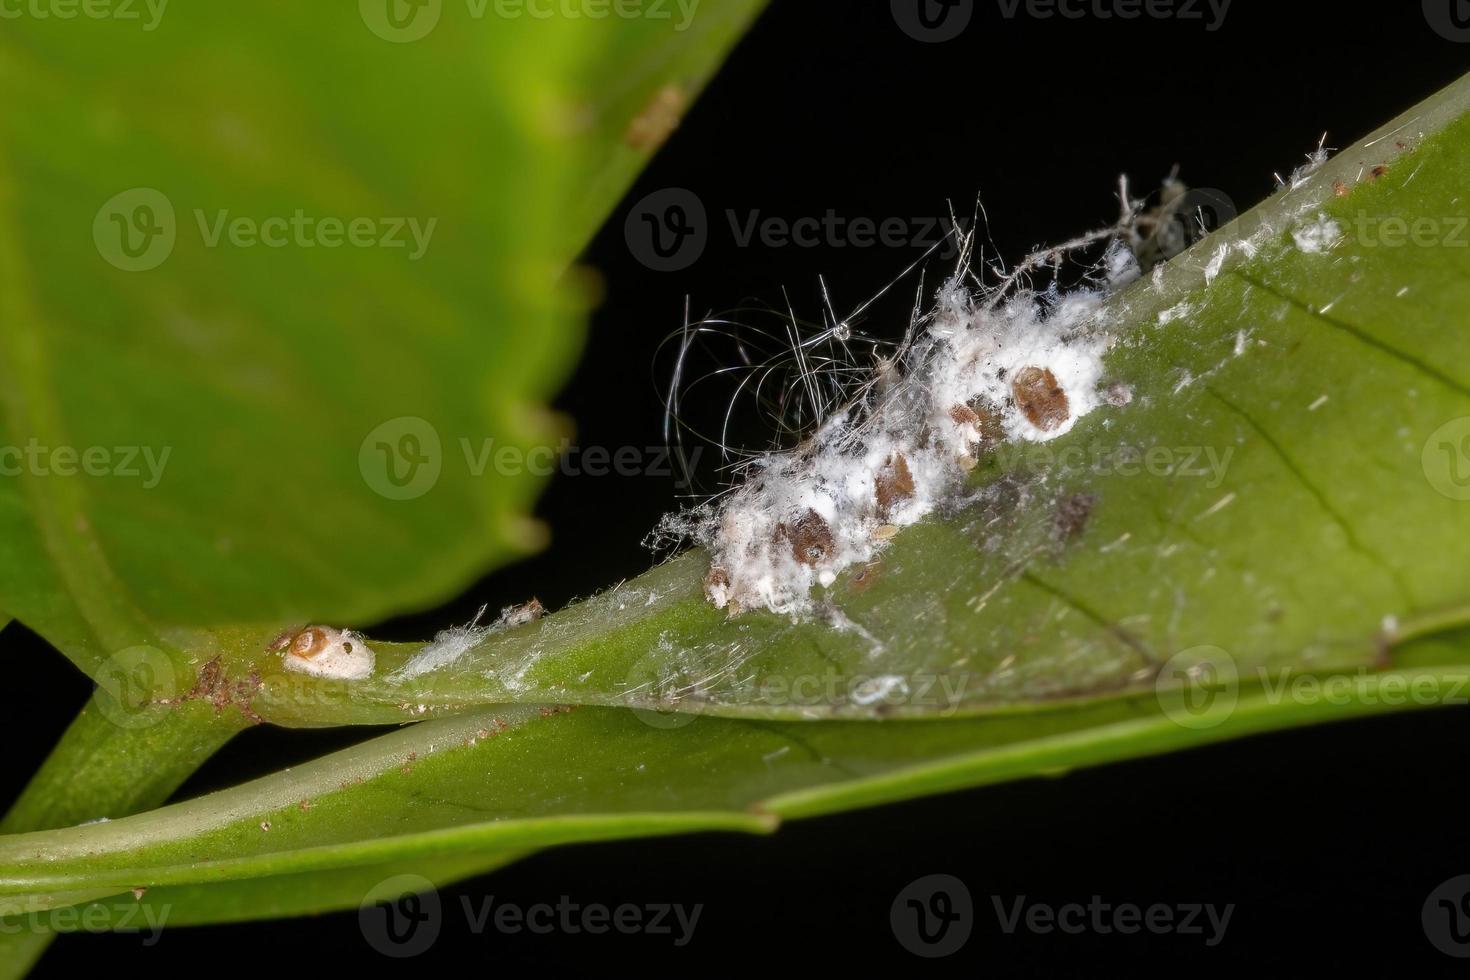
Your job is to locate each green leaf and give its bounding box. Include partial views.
[243,69,1470,728]
[57,852,529,929]
[3,646,1469,920]
[0,1,766,678]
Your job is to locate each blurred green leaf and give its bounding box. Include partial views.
[0,0,765,679]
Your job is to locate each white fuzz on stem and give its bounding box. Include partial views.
[652,216,1137,618]
[653,142,1339,619]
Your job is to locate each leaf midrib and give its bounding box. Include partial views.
[0,146,161,670]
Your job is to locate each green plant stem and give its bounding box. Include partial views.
[0,700,244,978]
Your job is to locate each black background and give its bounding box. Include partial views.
[9,1,1470,975]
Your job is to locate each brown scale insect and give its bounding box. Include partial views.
[1012,365,1070,432]
[277,626,363,660]
[873,453,916,517]
[779,508,835,566]
[268,624,375,680]
[269,626,331,660]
